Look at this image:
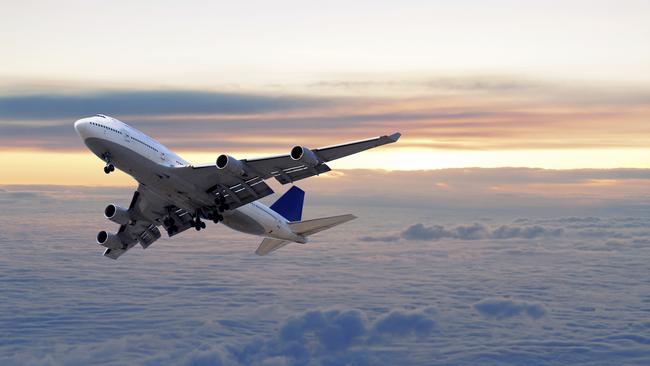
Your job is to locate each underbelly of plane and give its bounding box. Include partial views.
[221,210,266,236]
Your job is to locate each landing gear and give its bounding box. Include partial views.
[164,217,178,236]
[102,152,114,174]
[194,212,206,231]
[211,213,223,224]
[194,218,206,231]
[214,196,230,213]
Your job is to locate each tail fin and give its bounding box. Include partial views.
[288,214,357,236]
[270,186,305,222]
[255,214,356,256]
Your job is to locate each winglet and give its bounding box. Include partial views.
[387,132,401,143]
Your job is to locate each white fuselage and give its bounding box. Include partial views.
[73,114,304,243]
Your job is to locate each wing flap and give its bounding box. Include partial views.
[171,166,274,210]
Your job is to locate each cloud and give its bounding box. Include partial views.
[0,91,334,120]
[401,223,455,241]
[473,298,547,320]
[213,308,436,366]
[3,187,650,366]
[491,225,564,239]
[2,79,650,154]
[393,222,563,242]
[358,235,400,242]
[279,309,367,352]
[372,309,436,337]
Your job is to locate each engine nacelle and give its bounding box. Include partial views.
[96,231,125,250]
[216,154,246,176]
[104,204,130,225]
[290,146,320,166]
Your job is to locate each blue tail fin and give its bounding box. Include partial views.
[270,186,305,222]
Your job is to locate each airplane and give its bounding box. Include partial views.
[73,114,400,259]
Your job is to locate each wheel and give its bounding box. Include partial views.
[194,225,201,231]
[200,221,206,229]
[104,166,110,174]
[109,164,115,172]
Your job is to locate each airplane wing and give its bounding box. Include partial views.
[103,184,194,259]
[244,132,401,184]
[169,132,400,209]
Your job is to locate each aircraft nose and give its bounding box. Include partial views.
[74,118,89,137]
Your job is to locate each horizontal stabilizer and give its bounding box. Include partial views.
[255,238,290,256]
[288,214,356,236]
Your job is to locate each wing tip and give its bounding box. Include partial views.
[387,132,401,142]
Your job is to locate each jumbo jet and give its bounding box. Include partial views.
[74,114,400,259]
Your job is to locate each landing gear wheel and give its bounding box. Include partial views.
[104,164,115,174]
[200,221,206,229]
[167,225,178,236]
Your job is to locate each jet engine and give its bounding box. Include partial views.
[96,231,125,250]
[290,146,320,166]
[216,154,246,176]
[104,204,130,225]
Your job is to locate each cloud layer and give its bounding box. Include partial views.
[1,187,649,365]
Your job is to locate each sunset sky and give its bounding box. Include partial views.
[1,0,649,186]
[3,2,650,365]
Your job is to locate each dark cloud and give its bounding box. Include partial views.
[0,90,334,120]
[473,298,547,320]
[358,235,401,242]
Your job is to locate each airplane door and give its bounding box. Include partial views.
[122,129,130,142]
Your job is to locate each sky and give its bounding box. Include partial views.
[1,1,650,365]
[1,0,650,185]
